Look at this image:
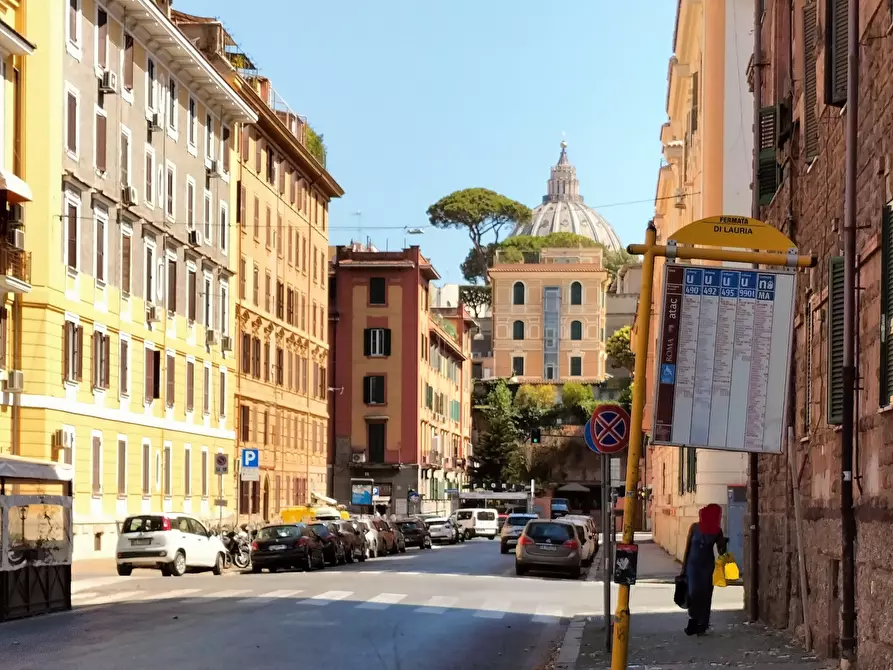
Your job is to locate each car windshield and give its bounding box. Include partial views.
[257,525,304,540]
[507,515,536,526]
[121,516,167,533]
[426,521,447,528]
[526,523,574,543]
[457,511,473,520]
[309,524,329,536]
[477,511,496,521]
[398,522,418,531]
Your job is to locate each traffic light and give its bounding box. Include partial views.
[531,428,541,444]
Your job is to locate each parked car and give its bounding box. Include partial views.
[371,519,403,555]
[333,520,369,562]
[250,523,326,573]
[499,513,538,554]
[387,520,408,553]
[563,515,599,565]
[308,522,347,566]
[454,508,500,540]
[425,517,460,544]
[116,513,227,577]
[355,519,382,557]
[396,517,433,550]
[514,519,583,579]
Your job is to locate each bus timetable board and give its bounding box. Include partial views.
[651,264,795,454]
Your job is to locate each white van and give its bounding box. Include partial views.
[454,508,499,540]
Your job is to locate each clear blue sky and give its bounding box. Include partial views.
[180,0,677,284]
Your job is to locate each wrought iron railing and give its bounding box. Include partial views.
[0,245,30,285]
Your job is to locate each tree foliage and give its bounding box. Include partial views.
[617,382,633,412]
[460,243,497,283]
[499,232,600,252]
[305,126,327,167]
[561,381,596,416]
[471,381,521,485]
[458,285,491,317]
[604,248,635,277]
[606,325,635,374]
[427,189,531,285]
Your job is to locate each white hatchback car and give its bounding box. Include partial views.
[116,513,227,577]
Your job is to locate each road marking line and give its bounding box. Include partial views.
[300,590,352,606]
[71,577,125,593]
[76,590,144,606]
[474,600,508,619]
[532,605,564,623]
[156,588,202,600]
[197,589,252,599]
[359,570,382,574]
[414,596,458,614]
[356,593,407,610]
[238,590,303,604]
[72,591,100,600]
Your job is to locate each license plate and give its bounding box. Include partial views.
[537,544,557,551]
[269,544,287,551]
[130,538,151,546]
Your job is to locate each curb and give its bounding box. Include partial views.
[553,615,587,670]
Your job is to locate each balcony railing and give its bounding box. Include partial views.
[0,244,31,288]
[431,313,458,341]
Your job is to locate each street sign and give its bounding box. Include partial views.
[214,498,228,507]
[589,404,631,454]
[668,215,796,252]
[240,468,259,482]
[582,414,599,453]
[651,265,795,454]
[240,449,259,469]
[214,453,229,475]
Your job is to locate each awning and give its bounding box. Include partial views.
[311,491,338,505]
[556,483,591,493]
[0,455,72,482]
[0,169,32,203]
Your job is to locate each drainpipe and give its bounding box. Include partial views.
[840,0,859,661]
[748,0,763,624]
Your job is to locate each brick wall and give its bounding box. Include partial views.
[752,1,893,667]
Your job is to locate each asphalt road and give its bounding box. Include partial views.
[2,539,600,670]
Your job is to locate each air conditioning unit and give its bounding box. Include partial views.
[221,335,233,352]
[430,450,441,463]
[148,113,162,132]
[121,185,138,206]
[4,369,24,393]
[6,204,22,225]
[7,228,24,250]
[206,329,218,346]
[147,304,161,323]
[431,435,441,452]
[99,70,117,94]
[187,229,201,246]
[54,429,72,464]
[351,453,366,464]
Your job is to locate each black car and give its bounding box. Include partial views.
[250,524,325,573]
[333,520,369,562]
[396,518,432,550]
[309,522,347,566]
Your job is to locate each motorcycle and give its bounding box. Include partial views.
[218,528,251,569]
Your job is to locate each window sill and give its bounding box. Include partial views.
[67,266,79,279]
[878,404,893,414]
[91,493,102,499]
[66,42,82,61]
[120,391,130,400]
[117,494,127,500]
[167,128,178,142]
[64,380,78,389]
[122,88,133,105]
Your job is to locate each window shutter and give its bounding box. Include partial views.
[363,329,371,356]
[67,94,77,153]
[827,256,845,424]
[96,113,107,172]
[63,323,70,381]
[363,376,371,404]
[690,71,699,134]
[238,183,246,225]
[383,329,392,356]
[92,436,101,494]
[186,362,194,412]
[219,371,226,418]
[120,339,128,394]
[881,206,893,405]
[824,0,848,107]
[152,350,161,398]
[75,325,84,380]
[117,439,126,494]
[757,106,780,205]
[803,1,819,160]
[166,356,175,407]
[103,335,110,388]
[122,235,131,294]
[145,349,153,404]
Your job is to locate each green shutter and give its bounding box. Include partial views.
[677,447,685,496]
[803,1,819,161]
[881,206,893,405]
[827,256,845,424]
[758,106,780,205]
[686,448,697,493]
[824,0,848,107]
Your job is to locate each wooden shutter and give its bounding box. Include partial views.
[222,126,231,172]
[757,106,780,205]
[166,355,175,407]
[240,481,250,513]
[184,449,191,496]
[186,361,194,412]
[238,183,246,225]
[690,71,699,134]
[96,112,107,172]
[117,439,126,494]
[202,450,208,496]
[219,370,226,418]
[103,335,110,388]
[881,206,893,405]
[827,256,845,424]
[122,234,131,294]
[75,325,84,380]
[67,203,78,269]
[167,259,176,311]
[803,1,819,161]
[187,270,197,321]
[120,339,128,395]
[145,348,153,404]
[92,436,101,494]
[241,125,249,162]
[63,323,70,381]
[97,9,108,69]
[67,93,77,153]
[824,0,848,107]
[124,34,134,89]
[204,365,211,414]
[363,376,371,404]
[383,329,392,356]
[363,328,372,356]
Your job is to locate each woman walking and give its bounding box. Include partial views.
[681,503,727,636]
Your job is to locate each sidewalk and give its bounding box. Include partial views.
[556,538,832,669]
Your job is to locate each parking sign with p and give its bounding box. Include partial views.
[241,449,259,468]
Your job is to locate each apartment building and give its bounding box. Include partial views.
[329,246,474,515]
[21,0,256,558]
[170,13,343,523]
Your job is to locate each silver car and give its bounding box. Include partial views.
[515,519,582,579]
[425,517,458,544]
[500,513,538,554]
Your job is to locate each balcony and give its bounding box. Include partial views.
[0,244,30,293]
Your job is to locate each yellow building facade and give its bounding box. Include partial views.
[643,0,754,560]
[18,0,256,558]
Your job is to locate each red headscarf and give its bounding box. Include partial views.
[699,504,722,536]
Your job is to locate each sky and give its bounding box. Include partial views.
[180,0,679,285]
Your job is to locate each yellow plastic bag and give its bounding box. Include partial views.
[723,553,740,581]
[713,557,728,587]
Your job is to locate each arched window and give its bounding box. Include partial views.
[512,320,525,340]
[512,281,525,305]
[570,281,583,305]
[570,320,583,340]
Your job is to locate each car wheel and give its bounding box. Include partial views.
[170,551,187,577]
[515,562,528,576]
[464,530,472,541]
[500,543,508,555]
[304,554,313,571]
[212,553,224,576]
[160,563,172,577]
[568,566,582,579]
[424,537,432,549]
[359,547,368,562]
[251,564,262,573]
[398,542,407,554]
[116,564,133,576]
[488,535,495,540]
[345,547,355,564]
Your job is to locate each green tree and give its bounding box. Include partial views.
[499,232,599,252]
[472,381,521,485]
[617,381,633,412]
[606,325,635,374]
[458,285,492,317]
[561,381,596,416]
[460,243,497,283]
[513,384,556,412]
[427,189,531,285]
[604,248,635,277]
[305,126,327,166]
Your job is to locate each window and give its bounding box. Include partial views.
[266,147,274,184]
[757,106,780,205]
[240,333,250,374]
[824,0,848,107]
[163,443,172,497]
[570,356,582,377]
[203,364,211,415]
[237,182,246,227]
[276,281,284,320]
[203,191,212,243]
[570,281,582,305]
[165,163,175,219]
[166,256,177,313]
[120,127,131,186]
[186,179,195,230]
[219,281,230,336]
[287,288,294,324]
[219,202,228,252]
[369,277,386,305]
[219,370,227,418]
[276,348,284,385]
[92,330,110,390]
[165,353,175,408]
[91,208,106,284]
[254,134,262,173]
[240,125,249,162]
[144,241,155,304]
[368,423,385,463]
[205,113,214,162]
[203,274,213,329]
[263,341,271,382]
[265,272,272,312]
[167,76,177,133]
[252,265,259,306]
[63,321,84,383]
[137,441,150,496]
[364,328,391,356]
[511,356,524,376]
[363,375,385,405]
[186,360,195,413]
[95,6,108,69]
[144,348,160,404]
[827,256,844,424]
[146,57,156,111]
[91,434,102,495]
[512,282,525,305]
[119,337,130,396]
[239,258,247,299]
[67,0,82,56]
[65,87,79,156]
[64,194,79,271]
[117,438,126,497]
[313,246,318,282]
[265,206,271,247]
[144,146,155,206]
[570,320,583,340]
[512,320,524,340]
[201,449,209,497]
[94,107,107,173]
[253,197,260,238]
[221,125,231,173]
[123,33,134,91]
[186,97,197,149]
[184,446,192,497]
[240,404,250,442]
[882,205,893,406]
